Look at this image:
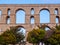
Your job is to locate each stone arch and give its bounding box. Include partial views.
[0,10,2,21]
[40,24,51,31]
[39,8,50,23]
[30,8,34,15]
[0,28,3,34]
[15,9,25,24]
[56,16,59,23]
[45,26,51,31]
[40,8,50,12]
[17,26,26,41]
[7,8,11,16]
[0,28,2,32]
[6,16,10,24]
[0,10,2,16]
[17,26,26,32]
[54,8,58,15]
[17,26,25,29]
[15,8,25,13]
[30,16,35,24]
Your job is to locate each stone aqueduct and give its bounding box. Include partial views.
[0,4,60,43]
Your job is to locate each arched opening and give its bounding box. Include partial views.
[0,29,3,34]
[0,10,2,16]
[45,26,50,31]
[16,9,25,24]
[17,26,26,41]
[54,8,58,15]
[40,9,50,23]
[0,10,2,21]
[31,8,34,15]
[8,9,10,16]
[56,16,59,23]
[6,16,10,24]
[0,29,2,32]
[30,16,35,24]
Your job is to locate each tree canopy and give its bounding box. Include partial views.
[27,28,45,45]
[0,26,25,45]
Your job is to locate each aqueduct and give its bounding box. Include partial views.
[0,4,60,45]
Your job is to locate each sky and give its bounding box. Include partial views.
[0,0,60,4]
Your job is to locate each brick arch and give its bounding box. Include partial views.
[54,8,59,15]
[6,16,10,19]
[0,9,2,15]
[39,8,50,23]
[56,16,60,23]
[6,16,10,24]
[7,8,11,11]
[15,8,26,14]
[15,8,25,24]
[45,25,51,29]
[55,8,58,10]
[15,25,27,32]
[30,16,35,24]
[16,26,25,29]
[30,8,35,15]
[39,8,50,13]
[7,8,11,16]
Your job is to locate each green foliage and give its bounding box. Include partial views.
[27,28,45,44]
[45,25,60,45]
[9,26,25,42]
[1,25,60,45]
[27,25,60,45]
[0,35,4,44]
[0,26,25,45]
[55,25,60,30]
[47,35,58,45]
[2,30,16,44]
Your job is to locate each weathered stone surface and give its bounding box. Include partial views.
[0,4,60,45]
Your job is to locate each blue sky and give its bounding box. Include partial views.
[0,0,60,4]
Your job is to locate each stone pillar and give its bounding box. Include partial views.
[50,8,56,24]
[59,17,60,24]
[58,8,60,24]
[34,14,40,24]
[58,8,60,16]
[34,8,40,25]
[25,14,30,24]
[50,14,56,23]
[25,8,30,24]
[1,8,7,24]
[1,14,7,24]
[10,14,16,24]
[10,9,16,24]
